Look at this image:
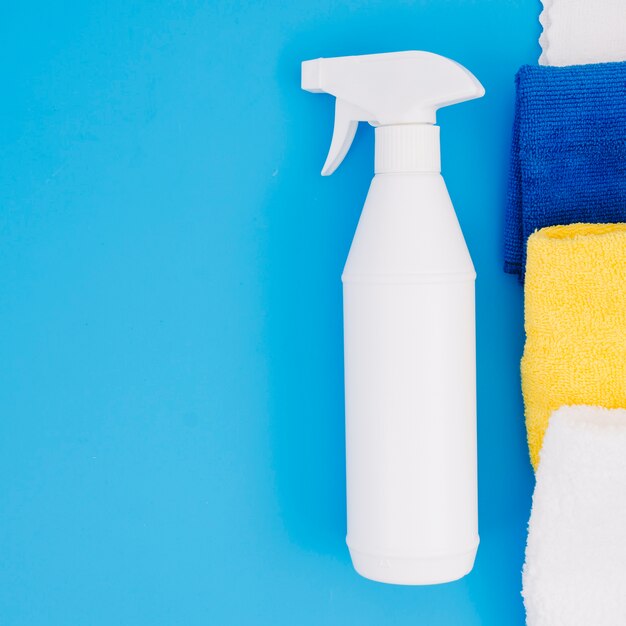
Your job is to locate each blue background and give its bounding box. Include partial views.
[0,1,538,624]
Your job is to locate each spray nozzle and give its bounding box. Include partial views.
[301,51,484,175]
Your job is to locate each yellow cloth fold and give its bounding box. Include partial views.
[522,223,626,469]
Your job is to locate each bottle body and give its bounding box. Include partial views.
[342,172,478,585]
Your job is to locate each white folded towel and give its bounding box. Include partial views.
[523,405,626,626]
[540,0,626,66]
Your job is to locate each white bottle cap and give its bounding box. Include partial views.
[374,125,440,174]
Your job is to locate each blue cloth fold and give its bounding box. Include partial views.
[505,62,626,279]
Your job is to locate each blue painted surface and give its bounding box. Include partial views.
[0,2,538,624]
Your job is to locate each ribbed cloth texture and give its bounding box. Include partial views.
[521,224,626,469]
[505,62,626,280]
[523,406,626,626]
[539,0,626,66]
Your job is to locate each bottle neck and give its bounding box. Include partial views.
[374,124,441,174]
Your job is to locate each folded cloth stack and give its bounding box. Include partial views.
[539,0,626,66]
[522,226,626,622]
[523,406,626,626]
[505,62,626,280]
[516,5,626,623]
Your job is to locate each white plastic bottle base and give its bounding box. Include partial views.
[348,544,478,586]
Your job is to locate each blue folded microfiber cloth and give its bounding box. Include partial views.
[505,62,626,279]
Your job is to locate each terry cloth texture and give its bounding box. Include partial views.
[523,405,626,626]
[505,62,626,280]
[522,224,626,469]
[539,0,626,66]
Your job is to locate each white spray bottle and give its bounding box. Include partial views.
[302,51,484,585]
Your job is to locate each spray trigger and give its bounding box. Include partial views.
[322,101,372,176]
[302,52,484,176]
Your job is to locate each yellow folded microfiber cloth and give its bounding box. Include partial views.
[522,223,626,469]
